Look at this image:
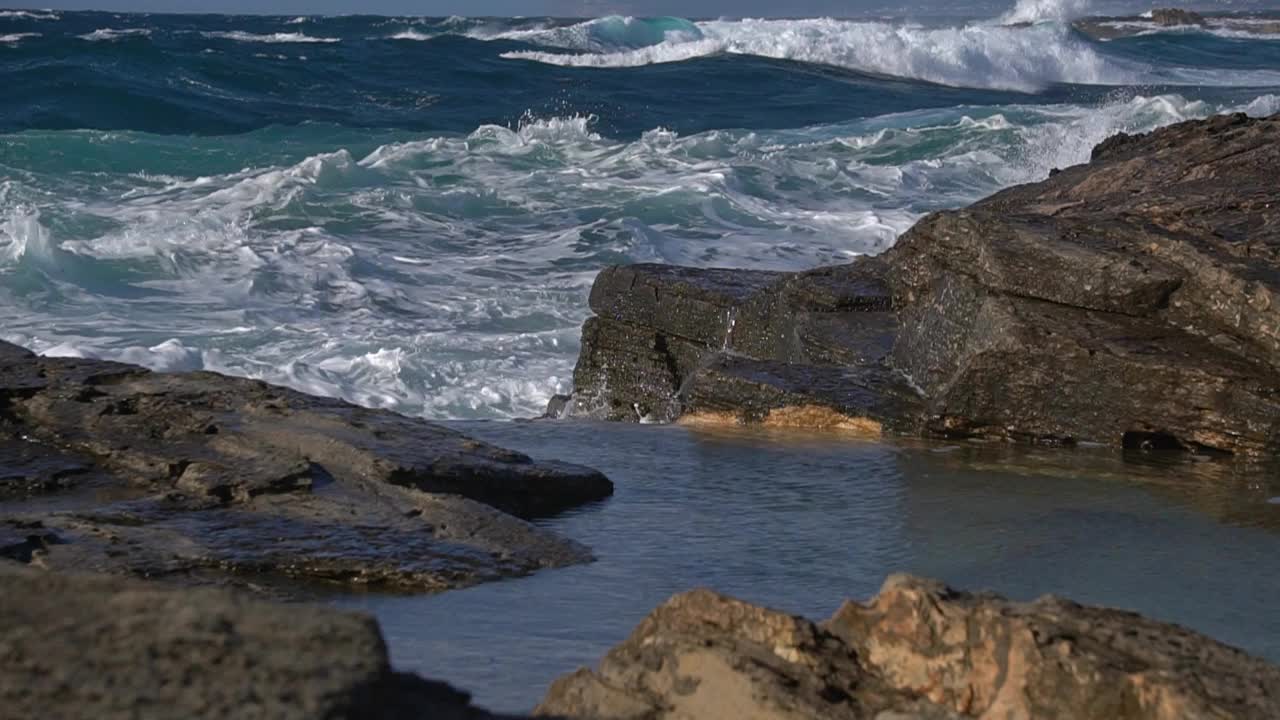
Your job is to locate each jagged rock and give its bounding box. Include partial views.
[1150,8,1207,26]
[537,575,1280,720]
[887,112,1280,453]
[0,565,518,720]
[559,113,1280,456]
[0,341,611,595]
[566,258,911,430]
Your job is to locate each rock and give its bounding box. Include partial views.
[562,257,915,432]
[537,575,1280,720]
[0,342,612,595]
[1150,8,1207,26]
[887,112,1280,453]
[0,564,517,719]
[558,112,1280,457]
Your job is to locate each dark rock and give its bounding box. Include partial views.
[1150,8,1207,26]
[565,258,902,431]
[0,343,611,595]
[0,565,519,719]
[886,112,1280,453]
[537,575,1280,720]
[559,113,1280,457]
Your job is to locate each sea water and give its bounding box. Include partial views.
[2,5,1279,419]
[339,421,1280,712]
[4,3,1280,712]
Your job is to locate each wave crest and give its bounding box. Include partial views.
[504,18,1134,92]
[1000,0,1094,25]
[201,31,339,44]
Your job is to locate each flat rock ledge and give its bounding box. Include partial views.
[538,574,1280,720]
[0,340,612,595]
[554,112,1280,457]
[0,565,515,720]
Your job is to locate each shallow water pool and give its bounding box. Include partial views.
[335,420,1280,713]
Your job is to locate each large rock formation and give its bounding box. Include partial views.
[556,113,1280,457]
[1149,8,1206,26]
[538,574,1280,720]
[0,340,611,595]
[0,565,516,719]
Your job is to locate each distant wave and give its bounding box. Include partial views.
[201,31,339,44]
[78,28,152,42]
[501,17,1135,93]
[0,32,40,44]
[389,30,436,41]
[0,10,58,20]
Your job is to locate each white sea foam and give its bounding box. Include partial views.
[0,10,57,20]
[0,205,52,264]
[3,96,1276,419]
[201,31,339,44]
[999,0,1093,25]
[389,30,435,41]
[0,32,40,44]
[78,28,152,42]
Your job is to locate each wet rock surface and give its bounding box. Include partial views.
[0,341,611,595]
[538,574,1280,720]
[1149,8,1206,26]
[558,113,1280,456]
[0,565,518,720]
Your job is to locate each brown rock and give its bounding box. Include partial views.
[538,575,1280,720]
[1149,8,1207,26]
[557,112,1280,458]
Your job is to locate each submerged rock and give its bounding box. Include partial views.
[537,574,1280,720]
[0,341,611,595]
[558,113,1280,456]
[0,565,516,719]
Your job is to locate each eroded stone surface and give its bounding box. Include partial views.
[538,575,1280,720]
[0,565,516,720]
[0,343,611,594]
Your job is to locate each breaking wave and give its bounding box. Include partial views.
[201,31,340,44]
[2,94,1274,418]
[500,17,1137,92]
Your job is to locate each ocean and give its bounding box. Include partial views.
[3,5,1279,420]
[6,4,1280,711]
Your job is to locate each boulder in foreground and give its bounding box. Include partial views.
[538,574,1280,720]
[0,565,513,720]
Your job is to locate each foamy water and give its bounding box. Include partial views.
[2,6,1278,419]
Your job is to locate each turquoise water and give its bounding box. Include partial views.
[337,422,1280,713]
[2,8,1279,419]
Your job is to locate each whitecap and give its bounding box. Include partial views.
[78,28,152,42]
[0,32,40,44]
[388,30,435,41]
[999,0,1093,25]
[0,10,57,20]
[201,31,339,44]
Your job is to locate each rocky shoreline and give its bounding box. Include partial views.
[3,113,1280,717]
[0,340,612,596]
[553,113,1280,458]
